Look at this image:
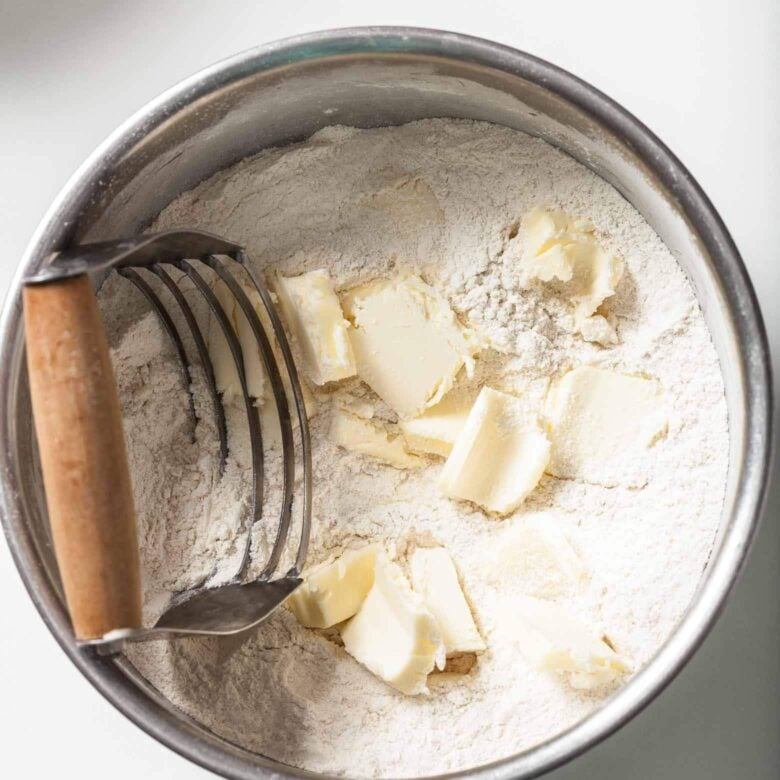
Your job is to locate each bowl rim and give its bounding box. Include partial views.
[0,25,773,780]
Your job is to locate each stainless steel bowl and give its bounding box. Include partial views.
[0,27,772,780]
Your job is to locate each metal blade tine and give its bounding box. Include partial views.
[234,252,312,576]
[117,268,197,439]
[177,260,264,584]
[150,263,229,474]
[206,256,294,580]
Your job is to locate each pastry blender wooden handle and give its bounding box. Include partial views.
[23,274,142,640]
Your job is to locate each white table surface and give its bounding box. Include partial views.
[1,1,778,777]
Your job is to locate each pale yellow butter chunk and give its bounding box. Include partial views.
[207,278,271,403]
[341,275,480,418]
[400,391,473,457]
[207,278,316,448]
[287,545,380,628]
[258,376,317,451]
[208,279,245,403]
[520,207,574,281]
[341,554,446,695]
[506,595,630,689]
[233,282,273,404]
[410,548,485,655]
[520,207,624,345]
[275,269,356,385]
[439,387,551,515]
[493,517,587,598]
[545,366,667,487]
[330,408,425,469]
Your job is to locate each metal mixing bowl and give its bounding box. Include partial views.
[0,27,772,780]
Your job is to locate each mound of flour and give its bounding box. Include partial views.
[97,120,728,777]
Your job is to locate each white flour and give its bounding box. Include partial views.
[97,120,729,778]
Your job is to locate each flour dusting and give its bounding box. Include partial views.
[96,120,728,778]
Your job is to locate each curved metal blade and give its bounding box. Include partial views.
[237,253,313,576]
[178,260,264,584]
[151,263,229,474]
[78,577,303,654]
[117,267,198,437]
[206,256,296,581]
[153,577,302,634]
[26,229,243,285]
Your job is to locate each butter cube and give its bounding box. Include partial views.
[520,207,624,345]
[287,545,380,628]
[439,387,550,515]
[410,548,485,655]
[545,366,667,487]
[258,376,317,451]
[341,554,445,695]
[330,408,425,469]
[208,279,249,403]
[232,283,271,403]
[207,279,276,404]
[206,278,316,449]
[341,276,480,418]
[506,595,630,689]
[400,390,473,458]
[520,207,573,282]
[494,518,587,598]
[275,269,356,386]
